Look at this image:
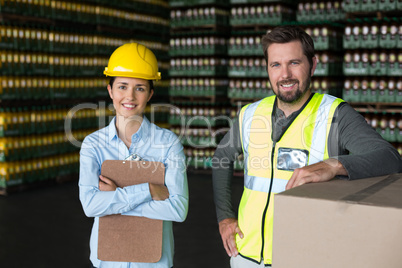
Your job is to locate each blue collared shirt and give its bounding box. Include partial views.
[79,116,189,268]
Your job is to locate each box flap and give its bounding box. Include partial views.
[278,174,402,209]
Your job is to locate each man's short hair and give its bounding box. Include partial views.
[261,25,315,69]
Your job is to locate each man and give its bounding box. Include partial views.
[212,25,402,267]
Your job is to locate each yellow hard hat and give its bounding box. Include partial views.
[104,43,161,81]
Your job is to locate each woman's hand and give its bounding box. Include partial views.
[99,175,117,191]
[149,184,170,200]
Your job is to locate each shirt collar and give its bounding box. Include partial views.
[131,116,150,143]
[107,116,151,142]
[108,117,118,141]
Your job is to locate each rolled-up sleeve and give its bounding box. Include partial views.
[122,138,189,222]
[79,140,153,218]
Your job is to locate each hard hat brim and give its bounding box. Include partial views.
[104,69,161,81]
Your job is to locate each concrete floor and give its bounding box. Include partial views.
[0,172,243,268]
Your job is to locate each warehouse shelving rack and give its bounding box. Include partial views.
[168,0,232,170]
[1,0,400,192]
[340,7,401,154]
[0,0,171,194]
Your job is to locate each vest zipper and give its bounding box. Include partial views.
[260,141,276,263]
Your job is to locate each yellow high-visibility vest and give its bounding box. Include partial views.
[237,93,344,265]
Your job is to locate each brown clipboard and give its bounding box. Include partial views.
[98,160,165,263]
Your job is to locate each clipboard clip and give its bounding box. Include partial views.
[124,153,144,161]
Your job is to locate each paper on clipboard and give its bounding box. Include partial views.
[98,160,165,263]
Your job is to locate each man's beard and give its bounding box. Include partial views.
[273,76,311,104]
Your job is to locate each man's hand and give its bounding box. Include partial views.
[149,184,170,200]
[99,175,117,191]
[219,218,244,257]
[286,158,347,190]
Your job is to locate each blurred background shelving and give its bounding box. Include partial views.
[0,0,171,193]
[0,0,401,193]
[168,0,231,170]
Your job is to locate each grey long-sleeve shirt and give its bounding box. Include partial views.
[212,95,402,222]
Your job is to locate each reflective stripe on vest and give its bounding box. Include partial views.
[245,175,288,194]
[308,94,339,165]
[237,93,344,265]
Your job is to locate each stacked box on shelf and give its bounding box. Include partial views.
[311,78,344,96]
[170,8,229,27]
[169,1,231,169]
[0,105,114,188]
[169,36,227,57]
[0,106,112,136]
[227,33,272,102]
[228,57,266,78]
[0,0,170,34]
[297,1,345,22]
[343,76,401,104]
[342,10,401,150]
[228,79,274,101]
[96,0,170,18]
[0,24,170,99]
[0,153,80,187]
[296,26,345,99]
[169,77,228,98]
[230,3,295,26]
[169,105,231,169]
[343,0,402,12]
[363,112,402,155]
[343,20,400,50]
[343,50,400,77]
[313,51,343,77]
[170,0,230,8]
[228,34,261,56]
[296,1,346,97]
[0,76,109,100]
[228,29,267,106]
[0,130,94,162]
[0,0,171,192]
[169,56,228,77]
[342,19,401,104]
[168,105,230,127]
[306,25,344,51]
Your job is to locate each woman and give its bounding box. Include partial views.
[79,43,188,268]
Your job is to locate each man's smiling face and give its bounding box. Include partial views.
[266,41,317,105]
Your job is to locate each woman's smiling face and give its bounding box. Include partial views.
[107,77,153,119]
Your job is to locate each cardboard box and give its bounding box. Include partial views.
[273,173,402,268]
